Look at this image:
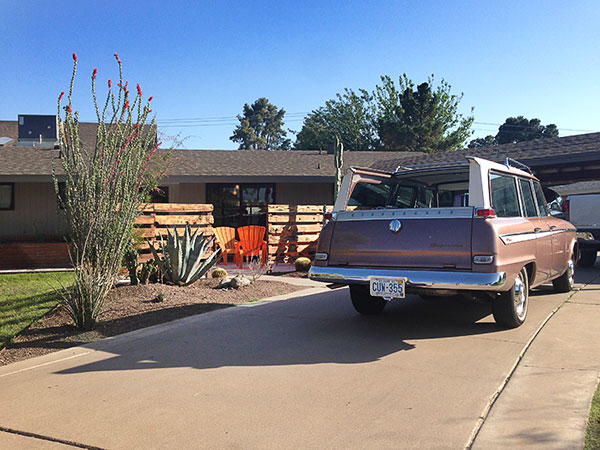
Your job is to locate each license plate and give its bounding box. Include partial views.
[369,277,406,298]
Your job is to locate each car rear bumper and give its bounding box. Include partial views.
[308,266,507,291]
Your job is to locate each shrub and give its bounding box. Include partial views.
[211,268,228,279]
[55,53,167,330]
[294,257,311,272]
[148,225,221,286]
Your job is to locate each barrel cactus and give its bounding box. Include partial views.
[294,257,312,272]
[148,225,221,286]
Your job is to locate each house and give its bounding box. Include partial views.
[3,114,600,245]
[0,115,417,241]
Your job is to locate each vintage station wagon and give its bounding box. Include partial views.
[309,157,578,328]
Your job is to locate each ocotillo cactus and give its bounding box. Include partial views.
[334,134,344,200]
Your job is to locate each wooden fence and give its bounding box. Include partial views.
[267,204,333,265]
[135,203,214,262]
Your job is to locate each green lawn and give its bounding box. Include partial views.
[0,271,74,349]
[587,381,600,449]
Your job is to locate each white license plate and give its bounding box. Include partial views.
[369,277,406,298]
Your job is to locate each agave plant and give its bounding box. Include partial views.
[148,225,221,286]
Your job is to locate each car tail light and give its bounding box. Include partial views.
[476,208,496,218]
[562,199,570,219]
[323,212,337,221]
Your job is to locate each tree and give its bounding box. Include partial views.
[468,116,559,147]
[496,116,558,144]
[294,74,473,153]
[55,53,166,330]
[468,135,497,148]
[230,98,290,150]
[375,75,474,153]
[294,88,378,151]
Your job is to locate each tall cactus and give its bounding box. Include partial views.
[334,134,344,200]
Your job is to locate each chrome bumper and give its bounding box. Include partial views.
[308,266,507,291]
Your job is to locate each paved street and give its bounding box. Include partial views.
[1,270,599,449]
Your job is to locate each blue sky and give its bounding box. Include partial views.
[1,0,599,149]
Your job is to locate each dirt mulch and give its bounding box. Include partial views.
[0,278,305,367]
[270,270,309,278]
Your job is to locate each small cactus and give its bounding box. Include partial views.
[294,257,311,272]
[211,267,228,279]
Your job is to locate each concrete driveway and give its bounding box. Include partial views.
[1,271,599,449]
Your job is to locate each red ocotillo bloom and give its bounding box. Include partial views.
[108,79,112,88]
[92,68,98,80]
[114,53,121,64]
[148,96,153,102]
[58,91,64,101]
[137,83,142,96]
[72,52,77,61]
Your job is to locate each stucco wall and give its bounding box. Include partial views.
[275,182,334,205]
[0,182,66,240]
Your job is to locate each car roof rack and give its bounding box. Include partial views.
[503,157,532,174]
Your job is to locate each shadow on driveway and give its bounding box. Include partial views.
[55,268,600,375]
[56,288,501,375]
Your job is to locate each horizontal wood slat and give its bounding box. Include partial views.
[133,204,215,263]
[266,204,332,265]
[268,205,333,214]
[154,215,214,225]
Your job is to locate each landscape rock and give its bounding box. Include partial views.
[231,274,252,289]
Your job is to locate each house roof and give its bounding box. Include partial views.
[370,132,600,171]
[2,119,600,184]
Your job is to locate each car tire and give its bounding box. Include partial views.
[552,257,575,293]
[578,250,597,267]
[492,268,528,328]
[349,285,387,315]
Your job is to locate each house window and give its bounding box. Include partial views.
[150,186,169,203]
[0,183,14,210]
[207,183,275,228]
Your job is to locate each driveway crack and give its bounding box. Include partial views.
[0,425,105,449]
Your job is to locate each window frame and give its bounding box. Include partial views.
[206,182,276,227]
[489,171,522,218]
[0,183,15,211]
[516,177,539,218]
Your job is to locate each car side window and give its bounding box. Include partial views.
[519,179,537,217]
[490,172,521,217]
[533,181,549,216]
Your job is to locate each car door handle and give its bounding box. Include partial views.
[549,225,557,230]
[534,227,542,233]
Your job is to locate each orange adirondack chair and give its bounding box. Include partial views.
[213,226,239,266]
[235,225,268,268]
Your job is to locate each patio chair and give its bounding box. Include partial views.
[213,226,239,266]
[235,225,268,268]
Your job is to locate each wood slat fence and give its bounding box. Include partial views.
[134,203,214,262]
[267,204,333,266]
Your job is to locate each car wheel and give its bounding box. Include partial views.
[552,257,575,293]
[349,285,387,315]
[492,267,528,328]
[578,250,597,267]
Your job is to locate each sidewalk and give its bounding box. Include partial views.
[472,269,600,449]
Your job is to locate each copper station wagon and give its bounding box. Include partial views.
[309,157,578,328]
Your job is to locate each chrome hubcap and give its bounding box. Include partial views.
[513,273,527,320]
[567,259,574,287]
